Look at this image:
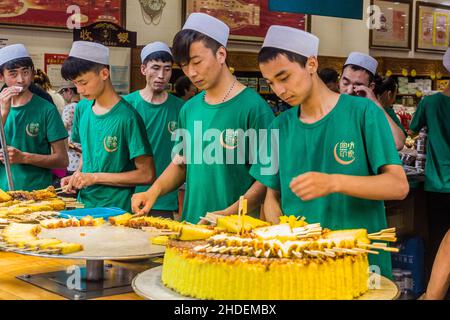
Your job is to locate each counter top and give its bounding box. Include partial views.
[0,252,161,300]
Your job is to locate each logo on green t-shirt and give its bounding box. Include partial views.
[167,121,178,134]
[220,129,238,150]
[26,123,40,137]
[334,141,356,165]
[103,136,119,153]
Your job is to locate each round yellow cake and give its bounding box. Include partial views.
[162,240,369,300]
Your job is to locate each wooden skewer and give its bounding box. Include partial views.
[277,249,283,258]
[368,236,397,242]
[66,202,84,206]
[380,247,400,253]
[380,227,396,234]
[359,243,400,253]
[60,198,78,203]
[219,246,229,254]
[342,248,360,255]
[56,186,68,191]
[368,228,396,237]
[237,196,247,236]
[141,227,172,232]
[371,242,388,247]
[304,250,319,257]
[193,244,211,252]
[359,243,383,250]
[318,250,336,258]
[377,233,396,238]
[353,247,379,255]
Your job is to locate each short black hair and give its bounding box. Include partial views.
[319,68,339,84]
[374,76,397,97]
[174,75,193,97]
[343,64,375,84]
[143,51,174,66]
[61,56,109,81]
[258,47,308,67]
[172,29,223,66]
[61,87,78,95]
[0,57,34,75]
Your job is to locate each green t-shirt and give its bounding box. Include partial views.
[410,93,450,193]
[250,94,403,278]
[72,98,152,211]
[176,88,275,223]
[0,94,68,191]
[384,106,407,137]
[123,91,183,210]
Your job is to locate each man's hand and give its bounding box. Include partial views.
[0,86,21,112]
[61,171,97,192]
[290,172,338,201]
[71,172,97,190]
[131,190,158,216]
[61,175,77,194]
[353,85,380,106]
[0,146,27,164]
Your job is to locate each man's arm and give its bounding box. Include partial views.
[69,155,155,189]
[290,164,409,201]
[380,109,406,151]
[263,187,283,224]
[423,230,450,300]
[0,139,69,169]
[131,156,187,215]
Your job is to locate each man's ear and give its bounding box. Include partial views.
[100,67,110,80]
[216,46,227,65]
[140,63,147,76]
[369,81,376,90]
[306,56,319,74]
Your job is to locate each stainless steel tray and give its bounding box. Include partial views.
[3,225,165,260]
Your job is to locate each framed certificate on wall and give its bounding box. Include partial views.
[369,0,412,50]
[415,1,450,53]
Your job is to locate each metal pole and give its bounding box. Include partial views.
[0,109,14,190]
[86,260,104,281]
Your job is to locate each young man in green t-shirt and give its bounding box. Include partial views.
[123,42,184,218]
[131,13,275,223]
[374,76,407,138]
[339,52,406,150]
[409,48,450,274]
[250,26,409,277]
[60,41,155,212]
[0,44,68,191]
